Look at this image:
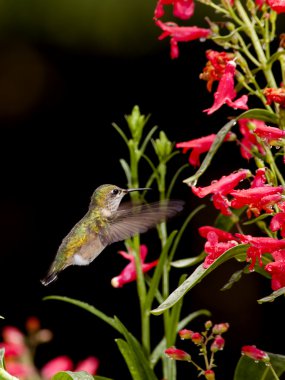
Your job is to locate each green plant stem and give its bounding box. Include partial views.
[235,0,277,89]
[269,364,281,380]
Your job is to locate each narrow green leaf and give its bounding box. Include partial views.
[237,109,278,124]
[169,274,188,343]
[112,122,130,146]
[166,164,188,199]
[183,119,236,186]
[221,269,244,291]
[140,126,158,156]
[116,339,143,380]
[43,296,121,333]
[150,309,211,368]
[0,369,19,380]
[257,287,285,304]
[171,252,206,268]
[114,318,158,380]
[242,214,271,225]
[119,159,132,187]
[234,352,285,380]
[145,231,177,310]
[151,244,248,315]
[52,371,94,380]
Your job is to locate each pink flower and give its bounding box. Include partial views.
[253,123,285,145]
[200,50,235,92]
[176,132,235,167]
[264,87,285,105]
[236,234,285,270]
[241,345,270,362]
[203,230,238,268]
[204,60,248,114]
[75,357,99,374]
[238,119,266,160]
[210,335,225,352]
[199,226,236,242]
[270,212,285,237]
[111,245,158,288]
[266,0,285,13]
[230,185,284,217]
[178,329,193,339]
[41,356,73,379]
[165,346,191,361]
[265,249,285,290]
[2,326,25,345]
[250,168,267,188]
[212,323,230,334]
[0,342,25,357]
[5,362,33,379]
[154,0,195,20]
[155,19,211,59]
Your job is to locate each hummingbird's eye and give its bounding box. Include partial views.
[111,188,120,196]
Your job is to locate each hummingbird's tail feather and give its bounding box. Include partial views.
[41,271,58,286]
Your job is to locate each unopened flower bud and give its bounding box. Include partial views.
[205,320,212,330]
[212,323,229,334]
[211,335,225,352]
[179,329,193,340]
[191,332,204,345]
[241,345,270,362]
[26,317,40,333]
[225,22,235,31]
[204,369,215,380]
[165,347,191,361]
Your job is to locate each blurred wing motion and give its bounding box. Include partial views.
[99,200,184,246]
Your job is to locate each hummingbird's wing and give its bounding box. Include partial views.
[99,200,184,246]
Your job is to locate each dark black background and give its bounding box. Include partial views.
[0,1,284,379]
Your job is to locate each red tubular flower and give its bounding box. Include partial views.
[111,245,158,288]
[203,231,238,268]
[200,50,235,92]
[241,346,270,362]
[250,168,267,188]
[165,346,191,361]
[2,327,25,345]
[236,234,285,270]
[210,335,225,352]
[75,357,99,375]
[267,0,285,13]
[199,226,236,242]
[253,123,285,144]
[155,19,211,59]
[238,119,266,160]
[154,0,195,19]
[264,87,285,106]
[270,212,285,237]
[230,185,284,217]
[204,60,248,115]
[41,356,73,379]
[265,249,285,290]
[176,132,235,167]
[5,362,33,379]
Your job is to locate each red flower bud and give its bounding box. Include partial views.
[241,345,270,362]
[165,347,191,361]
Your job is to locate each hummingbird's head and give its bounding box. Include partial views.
[90,184,150,211]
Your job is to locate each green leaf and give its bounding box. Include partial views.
[116,339,143,380]
[119,159,132,187]
[151,244,248,315]
[171,252,206,268]
[257,287,285,304]
[114,318,158,380]
[183,118,236,186]
[221,269,244,291]
[52,371,94,380]
[234,352,285,380]
[242,213,271,225]
[237,109,278,124]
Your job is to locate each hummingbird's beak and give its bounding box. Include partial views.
[126,187,152,193]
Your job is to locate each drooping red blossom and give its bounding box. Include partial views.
[199,226,236,242]
[267,0,285,13]
[176,132,235,167]
[2,326,25,345]
[236,234,285,270]
[5,362,33,379]
[165,346,191,361]
[155,19,211,59]
[253,123,285,144]
[204,60,248,115]
[250,168,267,188]
[200,50,235,92]
[265,249,285,290]
[203,231,238,268]
[75,357,100,374]
[264,87,285,106]
[270,212,285,237]
[0,342,25,357]
[212,323,230,334]
[204,369,215,380]
[154,0,195,20]
[238,119,266,160]
[210,335,225,352]
[111,245,158,288]
[41,356,73,379]
[241,346,270,362]
[230,185,284,217]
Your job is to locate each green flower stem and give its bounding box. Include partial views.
[269,364,281,380]
[264,146,285,186]
[236,35,261,67]
[235,0,277,89]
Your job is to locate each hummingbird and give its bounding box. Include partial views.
[41,184,184,286]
